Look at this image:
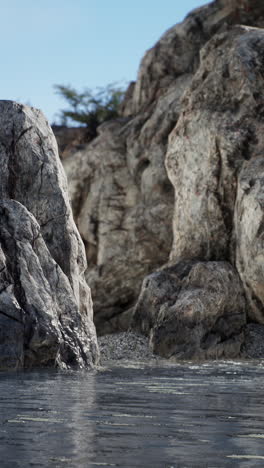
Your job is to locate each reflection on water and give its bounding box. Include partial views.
[1,360,264,467]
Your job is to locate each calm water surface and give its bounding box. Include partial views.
[1,360,264,467]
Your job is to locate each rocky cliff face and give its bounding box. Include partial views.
[63,1,264,358]
[64,0,264,339]
[0,101,99,369]
[134,23,264,359]
[64,108,175,334]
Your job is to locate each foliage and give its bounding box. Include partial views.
[54,83,125,137]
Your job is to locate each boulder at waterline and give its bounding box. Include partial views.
[132,261,246,359]
[0,101,99,369]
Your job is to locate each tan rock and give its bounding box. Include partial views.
[133,24,264,357]
[166,25,264,263]
[64,1,264,337]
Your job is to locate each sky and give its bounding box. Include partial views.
[1,0,209,124]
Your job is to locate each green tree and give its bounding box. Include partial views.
[54,83,125,138]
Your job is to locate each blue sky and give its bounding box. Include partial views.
[1,0,208,124]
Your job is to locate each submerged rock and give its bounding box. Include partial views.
[0,101,99,370]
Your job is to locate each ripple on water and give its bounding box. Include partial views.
[0,361,264,466]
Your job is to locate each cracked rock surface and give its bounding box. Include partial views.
[132,24,264,359]
[0,101,99,370]
[63,0,264,336]
[132,261,246,359]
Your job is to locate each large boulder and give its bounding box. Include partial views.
[64,0,264,335]
[0,101,99,369]
[132,261,246,359]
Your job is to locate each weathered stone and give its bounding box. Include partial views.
[64,110,176,334]
[235,159,264,323]
[0,101,99,369]
[64,1,264,335]
[130,0,264,114]
[132,261,246,359]
[131,24,264,357]
[166,26,264,264]
[242,323,264,358]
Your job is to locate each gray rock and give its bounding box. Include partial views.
[235,158,264,323]
[63,1,264,335]
[64,112,175,334]
[166,25,264,264]
[130,0,264,114]
[242,323,264,358]
[132,261,246,359]
[0,101,99,369]
[131,24,264,359]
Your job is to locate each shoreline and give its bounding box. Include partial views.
[98,324,264,365]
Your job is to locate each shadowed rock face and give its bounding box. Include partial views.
[64,0,264,335]
[0,101,99,369]
[132,261,246,359]
[64,110,176,335]
[52,125,92,159]
[235,159,264,324]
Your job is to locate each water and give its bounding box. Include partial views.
[1,360,264,467]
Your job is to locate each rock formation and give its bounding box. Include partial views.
[133,261,246,359]
[64,110,175,334]
[0,101,99,369]
[63,0,264,342]
[133,23,264,359]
